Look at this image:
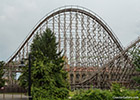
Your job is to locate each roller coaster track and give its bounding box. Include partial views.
[5,5,139,89]
[72,36,140,89]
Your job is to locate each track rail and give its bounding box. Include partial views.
[6,6,123,64]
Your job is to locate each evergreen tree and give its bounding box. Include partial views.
[19,28,69,99]
[0,61,5,88]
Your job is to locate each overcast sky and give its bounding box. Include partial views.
[0,0,140,61]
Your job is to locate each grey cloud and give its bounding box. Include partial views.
[0,0,140,61]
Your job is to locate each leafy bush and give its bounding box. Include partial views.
[32,86,69,100]
[71,89,113,100]
[70,83,140,100]
[111,83,140,100]
[111,83,129,97]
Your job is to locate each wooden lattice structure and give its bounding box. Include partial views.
[5,6,140,90]
[71,36,140,89]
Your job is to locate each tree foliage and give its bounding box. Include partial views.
[132,48,140,86]
[70,83,140,100]
[0,61,5,88]
[19,28,69,99]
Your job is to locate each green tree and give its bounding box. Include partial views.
[132,48,140,86]
[0,61,5,88]
[19,28,69,99]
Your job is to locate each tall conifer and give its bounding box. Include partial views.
[19,28,69,99]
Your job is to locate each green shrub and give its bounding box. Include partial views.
[111,83,129,97]
[70,83,140,100]
[32,86,69,100]
[111,83,140,100]
[71,89,113,100]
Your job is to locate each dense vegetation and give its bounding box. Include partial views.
[70,83,140,100]
[19,28,69,99]
[0,61,5,88]
[26,83,140,100]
